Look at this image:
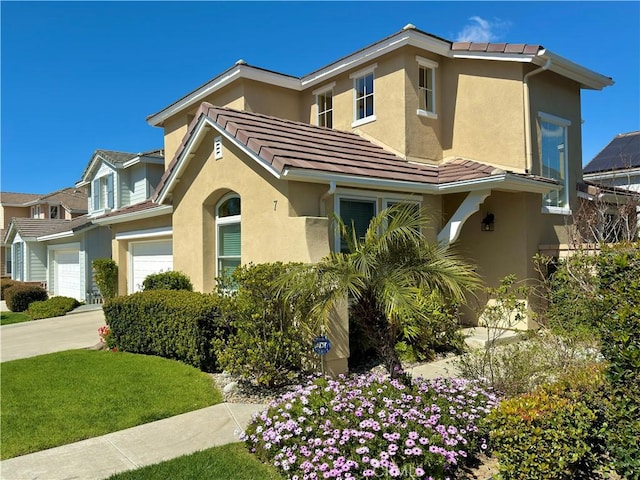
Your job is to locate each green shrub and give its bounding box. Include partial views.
[487,363,607,480]
[103,290,222,372]
[4,284,48,312]
[92,258,118,299]
[213,262,316,387]
[394,291,464,363]
[1,279,21,300]
[142,270,193,291]
[597,243,640,479]
[27,296,81,320]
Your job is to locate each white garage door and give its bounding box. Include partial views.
[130,240,173,293]
[54,250,81,299]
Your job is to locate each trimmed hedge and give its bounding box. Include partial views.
[142,271,193,291]
[103,290,222,372]
[27,296,81,320]
[92,258,118,299]
[4,284,48,312]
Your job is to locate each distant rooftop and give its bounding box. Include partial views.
[584,131,640,174]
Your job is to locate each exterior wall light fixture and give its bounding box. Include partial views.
[481,213,495,231]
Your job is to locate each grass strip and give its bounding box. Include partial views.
[0,311,31,325]
[1,349,222,459]
[106,443,283,480]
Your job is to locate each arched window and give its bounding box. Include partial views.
[216,194,241,278]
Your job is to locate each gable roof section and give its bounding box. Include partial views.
[154,104,556,203]
[4,218,73,243]
[0,192,45,206]
[583,131,640,175]
[92,199,172,225]
[147,24,612,127]
[29,187,88,213]
[76,149,158,186]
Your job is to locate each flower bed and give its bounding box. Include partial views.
[243,373,498,479]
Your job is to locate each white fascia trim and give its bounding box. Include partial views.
[116,226,172,241]
[534,50,614,90]
[451,52,537,63]
[93,205,173,226]
[122,157,142,168]
[584,168,640,180]
[301,30,450,90]
[312,81,336,96]
[416,55,439,68]
[156,115,283,204]
[147,66,301,127]
[38,231,74,241]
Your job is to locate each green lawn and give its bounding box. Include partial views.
[106,443,283,480]
[1,350,222,459]
[0,311,31,325]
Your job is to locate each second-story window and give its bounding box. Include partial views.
[316,87,333,128]
[92,173,115,211]
[49,206,59,219]
[416,56,438,119]
[31,205,42,218]
[539,112,571,212]
[350,64,377,127]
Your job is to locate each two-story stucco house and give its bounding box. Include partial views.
[100,24,612,373]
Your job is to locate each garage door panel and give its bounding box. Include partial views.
[131,241,173,293]
[55,250,81,299]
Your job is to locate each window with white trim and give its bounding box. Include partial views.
[92,173,115,211]
[5,245,12,275]
[416,56,438,118]
[216,194,241,278]
[31,205,42,219]
[316,87,333,128]
[13,242,24,281]
[350,64,377,126]
[539,113,571,211]
[336,193,421,252]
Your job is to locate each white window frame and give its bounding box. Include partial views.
[350,64,377,127]
[92,173,115,213]
[334,189,422,251]
[313,82,335,128]
[31,205,41,219]
[416,56,438,119]
[539,112,571,215]
[215,193,241,278]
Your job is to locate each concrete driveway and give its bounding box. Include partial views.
[0,305,106,362]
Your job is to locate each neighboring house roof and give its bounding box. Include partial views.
[76,148,164,186]
[583,131,640,174]
[4,218,73,242]
[147,24,613,127]
[0,192,45,206]
[154,103,556,203]
[26,187,88,213]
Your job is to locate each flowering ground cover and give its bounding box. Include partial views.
[243,373,498,479]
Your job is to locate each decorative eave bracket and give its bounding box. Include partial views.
[437,190,491,245]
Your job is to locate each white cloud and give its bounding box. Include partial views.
[456,16,511,43]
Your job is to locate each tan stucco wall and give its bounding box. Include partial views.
[108,214,173,296]
[243,80,302,122]
[441,59,526,170]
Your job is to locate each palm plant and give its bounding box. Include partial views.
[280,204,481,379]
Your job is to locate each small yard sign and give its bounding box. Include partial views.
[312,335,332,356]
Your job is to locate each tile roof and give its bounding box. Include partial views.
[7,218,74,239]
[155,104,545,201]
[1,192,45,205]
[583,131,640,174]
[91,200,169,221]
[36,187,88,212]
[451,42,542,55]
[95,149,139,166]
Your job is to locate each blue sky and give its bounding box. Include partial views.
[2,1,639,194]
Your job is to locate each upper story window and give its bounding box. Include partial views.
[416,56,438,119]
[31,205,42,219]
[314,82,335,128]
[539,112,571,213]
[49,205,59,219]
[91,173,115,211]
[216,194,241,279]
[350,64,377,127]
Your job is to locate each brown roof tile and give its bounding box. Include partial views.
[1,192,45,205]
[92,200,167,220]
[452,42,542,55]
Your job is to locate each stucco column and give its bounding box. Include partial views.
[321,295,349,376]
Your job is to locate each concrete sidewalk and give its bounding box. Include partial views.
[0,402,265,480]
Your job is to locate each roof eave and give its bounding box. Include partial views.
[93,205,173,226]
[535,50,614,90]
